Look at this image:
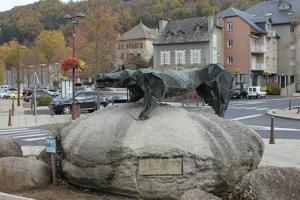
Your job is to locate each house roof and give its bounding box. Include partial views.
[246,0,300,25]
[119,22,156,40]
[154,17,211,45]
[219,7,266,33]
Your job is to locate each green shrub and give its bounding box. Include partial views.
[37,95,52,106]
[266,82,280,95]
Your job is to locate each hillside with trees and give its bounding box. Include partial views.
[0,0,262,83]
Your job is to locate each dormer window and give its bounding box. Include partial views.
[278,0,291,11]
[195,24,203,31]
[177,30,185,37]
[166,31,174,39]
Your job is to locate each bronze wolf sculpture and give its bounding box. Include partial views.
[97,64,234,120]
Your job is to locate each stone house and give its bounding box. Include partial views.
[116,22,157,68]
[247,0,300,94]
[153,16,223,69]
[219,7,279,89]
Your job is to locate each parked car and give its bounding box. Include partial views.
[247,86,267,99]
[4,91,23,99]
[47,88,61,96]
[0,88,17,98]
[231,89,248,99]
[0,85,11,90]
[105,94,128,104]
[50,91,107,114]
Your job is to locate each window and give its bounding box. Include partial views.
[213,34,217,47]
[227,39,233,48]
[212,50,218,63]
[291,75,295,83]
[190,49,201,64]
[127,43,134,49]
[290,24,295,33]
[227,56,233,65]
[175,50,186,64]
[266,23,271,31]
[118,44,124,49]
[160,51,171,65]
[227,22,233,31]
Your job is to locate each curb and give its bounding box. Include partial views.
[0,193,35,200]
[267,109,300,121]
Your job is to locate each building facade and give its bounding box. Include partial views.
[247,0,300,93]
[220,7,278,89]
[153,16,223,69]
[116,22,157,68]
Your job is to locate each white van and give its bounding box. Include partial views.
[0,85,11,90]
[247,86,266,99]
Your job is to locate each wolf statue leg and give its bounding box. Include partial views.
[138,83,156,120]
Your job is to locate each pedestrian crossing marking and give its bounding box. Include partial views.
[0,128,50,142]
[24,137,49,142]
[228,106,269,111]
[248,125,300,132]
[13,133,48,139]
[231,114,263,121]
[255,108,268,111]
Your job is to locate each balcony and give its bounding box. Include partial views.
[251,63,265,71]
[251,46,266,54]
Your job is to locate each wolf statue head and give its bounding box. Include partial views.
[96,66,131,88]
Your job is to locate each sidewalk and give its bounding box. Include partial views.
[267,107,300,120]
[0,99,73,129]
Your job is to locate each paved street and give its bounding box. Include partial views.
[191,97,300,139]
[227,97,300,139]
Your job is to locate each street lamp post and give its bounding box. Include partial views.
[63,12,85,120]
[16,44,25,107]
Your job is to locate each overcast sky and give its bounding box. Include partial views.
[0,0,79,12]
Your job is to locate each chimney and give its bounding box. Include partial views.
[158,17,170,33]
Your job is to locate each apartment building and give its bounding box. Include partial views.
[116,22,157,68]
[219,7,278,90]
[247,0,300,93]
[153,16,223,69]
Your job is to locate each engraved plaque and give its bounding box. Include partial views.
[138,158,183,176]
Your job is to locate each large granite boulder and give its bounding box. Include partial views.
[61,103,264,199]
[0,157,51,192]
[0,136,23,158]
[230,166,300,200]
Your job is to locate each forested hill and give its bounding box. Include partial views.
[0,0,262,45]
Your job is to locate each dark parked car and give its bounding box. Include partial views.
[105,94,128,104]
[231,89,248,99]
[50,91,107,114]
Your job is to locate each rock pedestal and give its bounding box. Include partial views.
[61,103,264,199]
[0,157,51,192]
[0,136,23,158]
[230,166,300,200]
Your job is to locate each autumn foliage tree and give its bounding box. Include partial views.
[77,6,119,75]
[35,30,68,65]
